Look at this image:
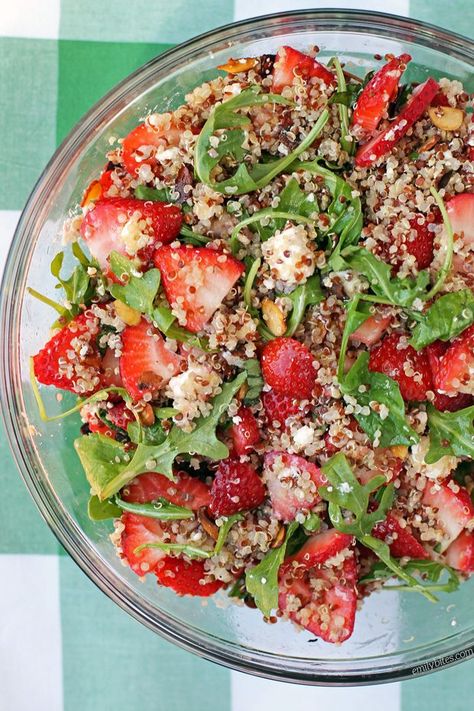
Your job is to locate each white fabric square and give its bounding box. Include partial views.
[0,1,60,39]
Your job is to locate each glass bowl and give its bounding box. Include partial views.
[1,9,474,685]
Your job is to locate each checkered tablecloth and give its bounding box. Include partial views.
[1,1,473,710]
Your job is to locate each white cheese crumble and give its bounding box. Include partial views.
[261,224,315,288]
[165,363,222,431]
[408,436,459,481]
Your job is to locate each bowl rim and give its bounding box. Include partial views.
[1,8,474,686]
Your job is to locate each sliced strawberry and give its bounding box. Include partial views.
[357,447,403,487]
[262,391,310,429]
[155,556,223,596]
[107,402,135,431]
[283,529,353,570]
[372,513,428,559]
[272,46,334,93]
[80,197,182,272]
[352,54,411,134]
[209,459,266,517]
[432,324,474,396]
[261,337,317,399]
[263,452,326,523]
[86,414,115,438]
[431,91,450,107]
[423,479,474,549]
[355,77,439,167]
[229,406,261,456]
[405,215,436,269]
[368,332,432,402]
[32,312,101,394]
[122,471,211,511]
[120,512,168,575]
[100,347,123,388]
[350,313,392,346]
[445,530,474,572]
[447,193,474,274]
[153,245,244,333]
[122,120,182,175]
[119,318,183,401]
[279,551,357,644]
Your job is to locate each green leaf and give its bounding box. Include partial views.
[425,404,474,464]
[74,433,137,501]
[134,185,172,202]
[409,289,474,350]
[253,177,319,242]
[331,57,355,156]
[127,418,167,446]
[48,246,97,323]
[114,496,194,520]
[214,513,244,554]
[134,542,210,559]
[108,252,161,314]
[320,453,394,537]
[303,513,321,532]
[230,209,314,256]
[284,274,324,336]
[424,186,454,301]
[87,495,122,521]
[245,521,299,617]
[341,352,419,447]
[151,305,210,350]
[241,359,264,403]
[337,295,372,382]
[360,557,460,594]
[195,85,329,195]
[179,224,210,245]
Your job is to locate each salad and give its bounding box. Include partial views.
[30,46,474,644]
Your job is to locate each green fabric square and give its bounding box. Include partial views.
[0,38,58,210]
[56,39,171,143]
[403,658,474,709]
[59,0,233,44]
[59,557,231,711]
[410,0,474,34]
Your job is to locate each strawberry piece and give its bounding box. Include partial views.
[355,77,439,167]
[357,447,403,487]
[423,479,474,549]
[32,312,101,394]
[209,459,266,517]
[448,193,474,270]
[445,530,474,572]
[262,391,310,429]
[431,91,450,107]
[352,54,411,134]
[272,46,335,92]
[122,471,211,511]
[368,332,432,402]
[122,120,182,175]
[107,402,135,431]
[155,556,223,596]
[100,347,123,388]
[119,318,182,401]
[86,414,115,438]
[405,215,435,269]
[372,513,428,559]
[80,197,182,272]
[263,452,326,523]
[229,406,261,456]
[261,337,317,399]
[432,324,474,396]
[153,245,244,333]
[349,313,392,346]
[426,341,473,409]
[283,529,353,570]
[120,512,168,575]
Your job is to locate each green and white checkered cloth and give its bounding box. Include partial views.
[1,2,473,709]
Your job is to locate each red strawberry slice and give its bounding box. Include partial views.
[261,337,317,399]
[372,513,428,559]
[423,479,474,549]
[405,215,436,269]
[426,341,474,409]
[33,312,101,394]
[279,551,357,644]
[80,197,182,272]
[272,46,335,92]
[120,512,168,575]
[122,120,182,175]
[445,530,474,572]
[119,318,183,401]
[86,413,115,438]
[357,447,403,487]
[229,406,261,456]
[368,332,433,402]
[263,452,327,523]
[431,324,474,396]
[355,77,439,167]
[262,391,310,429]
[122,471,211,511]
[352,54,411,134]
[431,91,450,107]
[283,529,354,570]
[153,245,244,333]
[209,459,266,517]
[100,347,123,389]
[447,193,474,274]
[350,313,392,347]
[155,556,223,596]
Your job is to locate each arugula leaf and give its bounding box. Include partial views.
[360,558,460,594]
[179,224,210,245]
[214,513,244,554]
[409,289,474,350]
[424,186,454,301]
[284,274,324,337]
[241,359,264,403]
[303,513,321,532]
[88,495,122,521]
[127,418,167,445]
[245,521,299,617]
[109,252,161,314]
[230,209,314,255]
[425,404,474,464]
[253,177,318,242]
[331,57,355,156]
[134,542,211,559]
[340,352,419,447]
[195,85,329,195]
[337,295,373,381]
[74,373,246,497]
[152,304,210,350]
[134,185,171,202]
[241,258,274,341]
[114,496,194,520]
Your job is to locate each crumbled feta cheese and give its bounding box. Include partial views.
[261,224,315,288]
[408,436,459,480]
[165,363,222,430]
